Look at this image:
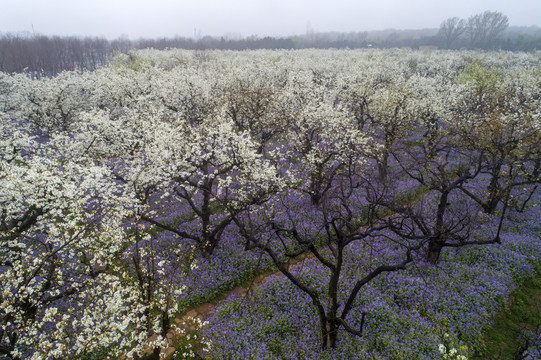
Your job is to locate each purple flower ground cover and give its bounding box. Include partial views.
[175,228,275,312]
[199,192,541,359]
[144,173,414,313]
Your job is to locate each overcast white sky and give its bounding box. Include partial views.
[1,0,540,39]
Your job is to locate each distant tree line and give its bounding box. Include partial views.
[0,10,539,76]
[438,10,510,49]
[0,34,132,76]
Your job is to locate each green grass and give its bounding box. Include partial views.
[473,265,541,360]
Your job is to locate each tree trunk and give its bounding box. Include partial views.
[161,309,170,338]
[321,249,342,349]
[310,192,322,206]
[322,319,339,349]
[428,190,450,265]
[318,315,339,350]
[484,179,502,214]
[199,236,216,256]
[484,161,504,214]
[426,240,444,265]
[200,174,215,256]
[378,151,389,182]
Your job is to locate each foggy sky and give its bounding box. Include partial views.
[1,0,540,39]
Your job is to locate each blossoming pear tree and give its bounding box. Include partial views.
[0,107,148,359]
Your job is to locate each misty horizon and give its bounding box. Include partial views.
[1,0,541,40]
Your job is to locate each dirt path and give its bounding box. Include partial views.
[150,255,313,359]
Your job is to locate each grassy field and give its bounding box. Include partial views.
[474,266,541,359]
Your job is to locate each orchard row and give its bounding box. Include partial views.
[0,49,540,359]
